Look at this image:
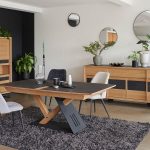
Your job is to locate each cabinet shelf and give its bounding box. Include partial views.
[0,63,10,66]
[0,74,9,77]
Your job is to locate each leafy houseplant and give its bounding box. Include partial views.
[128,51,140,67]
[137,34,150,67]
[0,26,11,38]
[83,41,115,65]
[16,53,36,79]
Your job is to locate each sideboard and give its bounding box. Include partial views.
[84,65,150,103]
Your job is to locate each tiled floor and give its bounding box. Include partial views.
[3,94,150,150]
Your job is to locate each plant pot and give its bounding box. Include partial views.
[140,51,149,67]
[23,72,30,80]
[132,60,138,67]
[93,55,102,66]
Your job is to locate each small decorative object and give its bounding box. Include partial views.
[99,27,118,45]
[35,73,44,84]
[15,53,36,80]
[0,26,11,38]
[83,41,114,66]
[68,74,72,87]
[68,13,80,27]
[42,42,46,80]
[35,65,44,84]
[109,63,124,67]
[53,78,60,86]
[128,51,140,67]
[137,35,150,67]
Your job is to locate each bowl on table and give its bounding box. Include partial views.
[109,63,124,67]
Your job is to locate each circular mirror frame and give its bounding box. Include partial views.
[99,27,118,45]
[68,13,80,27]
[133,10,150,41]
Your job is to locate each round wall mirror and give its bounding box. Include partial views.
[99,27,118,45]
[68,13,80,27]
[133,10,150,41]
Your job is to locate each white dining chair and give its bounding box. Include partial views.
[79,72,110,118]
[0,94,24,129]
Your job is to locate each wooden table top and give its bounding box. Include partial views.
[4,79,115,100]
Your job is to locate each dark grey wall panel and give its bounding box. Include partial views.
[0,8,34,81]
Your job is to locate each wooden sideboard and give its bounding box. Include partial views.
[84,65,150,103]
[0,37,12,93]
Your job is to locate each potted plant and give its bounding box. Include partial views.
[137,34,150,67]
[0,26,11,38]
[83,41,114,65]
[15,53,36,79]
[128,51,140,67]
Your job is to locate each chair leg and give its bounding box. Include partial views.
[19,111,24,130]
[100,99,110,118]
[94,100,96,113]
[12,112,15,126]
[49,97,52,106]
[0,114,4,135]
[90,100,93,118]
[78,101,82,113]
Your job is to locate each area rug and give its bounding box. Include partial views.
[0,107,149,150]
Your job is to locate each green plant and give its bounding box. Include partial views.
[128,51,140,61]
[137,34,150,51]
[15,53,36,74]
[83,41,115,56]
[0,26,11,38]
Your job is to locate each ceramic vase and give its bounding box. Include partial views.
[23,72,30,80]
[140,51,149,67]
[93,55,102,66]
[132,60,138,67]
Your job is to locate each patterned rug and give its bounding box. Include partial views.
[0,107,149,150]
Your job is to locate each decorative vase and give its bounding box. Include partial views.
[132,60,138,67]
[93,55,102,66]
[23,72,30,80]
[140,51,149,67]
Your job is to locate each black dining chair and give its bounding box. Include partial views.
[45,69,66,106]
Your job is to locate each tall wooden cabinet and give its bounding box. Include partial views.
[84,65,150,103]
[0,37,12,93]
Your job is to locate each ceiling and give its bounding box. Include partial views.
[3,0,107,8]
[0,0,132,13]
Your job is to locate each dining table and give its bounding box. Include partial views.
[4,79,115,134]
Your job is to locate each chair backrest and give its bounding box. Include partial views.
[0,94,10,114]
[47,69,66,81]
[91,72,110,98]
[91,72,110,84]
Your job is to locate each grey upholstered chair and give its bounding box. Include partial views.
[79,72,110,118]
[45,69,66,105]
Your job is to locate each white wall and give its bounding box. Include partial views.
[35,0,150,81]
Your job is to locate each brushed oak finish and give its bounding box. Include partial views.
[84,65,150,103]
[0,37,12,93]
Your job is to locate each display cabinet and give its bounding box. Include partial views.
[0,37,12,93]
